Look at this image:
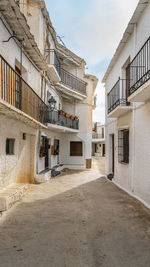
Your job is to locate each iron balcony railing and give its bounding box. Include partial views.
[49,49,61,75]
[107,78,129,114]
[0,55,47,124]
[128,37,150,96]
[92,134,103,139]
[48,50,87,96]
[93,95,97,106]
[60,68,87,96]
[47,110,79,130]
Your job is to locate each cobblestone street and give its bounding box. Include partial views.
[0,158,150,267]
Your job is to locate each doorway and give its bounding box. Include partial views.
[16,134,36,183]
[110,134,115,174]
[102,144,105,157]
[126,65,130,101]
[45,138,51,169]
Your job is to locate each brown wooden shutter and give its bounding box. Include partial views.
[70,142,82,156]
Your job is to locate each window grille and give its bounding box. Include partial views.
[6,139,15,155]
[118,130,129,164]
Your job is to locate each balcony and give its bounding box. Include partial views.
[107,78,132,118]
[92,95,97,110]
[92,133,105,143]
[128,37,150,102]
[47,110,79,132]
[56,68,87,100]
[46,49,61,83]
[0,55,47,127]
[92,134,103,139]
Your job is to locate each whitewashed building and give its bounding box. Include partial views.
[92,122,105,157]
[0,0,98,191]
[103,0,150,208]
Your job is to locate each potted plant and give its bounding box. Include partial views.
[39,146,44,157]
[58,110,64,115]
[52,119,57,124]
[74,116,78,120]
[64,112,70,118]
[70,115,74,120]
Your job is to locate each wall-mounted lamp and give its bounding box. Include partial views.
[48,96,56,111]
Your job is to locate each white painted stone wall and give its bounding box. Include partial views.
[105,1,150,206]
[0,19,41,97]
[0,115,37,189]
[0,1,97,186]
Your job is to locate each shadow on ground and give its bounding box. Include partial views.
[0,177,150,267]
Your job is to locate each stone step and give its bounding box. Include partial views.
[51,170,60,177]
[0,183,29,211]
[35,169,52,184]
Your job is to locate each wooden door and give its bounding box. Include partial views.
[112,135,114,174]
[126,65,130,101]
[45,138,49,168]
[103,144,105,156]
[102,127,104,138]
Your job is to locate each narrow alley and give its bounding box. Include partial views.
[0,158,150,267]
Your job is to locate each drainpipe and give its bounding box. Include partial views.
[3,31,24,76]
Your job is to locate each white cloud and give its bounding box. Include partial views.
[47,0,139,124]
[72,0,139,65]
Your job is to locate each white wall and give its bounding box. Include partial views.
[0,19,41,97]
[0,115,37,188]
[60,134,86,168]
[105,1,150,206]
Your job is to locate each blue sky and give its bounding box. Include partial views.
[45,0,139,123]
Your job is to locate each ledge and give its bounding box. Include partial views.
[47,65,61,83]
[47,123,79,133]
[128,79,150,102]
[107,105,132,118]
[0,183,29,211]
[0,99,47,129]
[56,82,87,100]
[92,138,105,143]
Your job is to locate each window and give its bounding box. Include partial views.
[6,139,15,155]
[54,139,59,155]
[118,130,129,164]
[70,142,82,156]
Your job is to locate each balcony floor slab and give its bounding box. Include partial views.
[92,138,105,143]
[0,99,47,129]
[47,65,61,83]
[47,123,79,133]
[56,82,86,100]
[108,105,132,118]
[128,79,150,102]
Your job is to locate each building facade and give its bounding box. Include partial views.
[103,0,150,208]
[0,0,98,188]
[92,122,105,157]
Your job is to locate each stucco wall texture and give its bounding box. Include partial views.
[105,1,150,207]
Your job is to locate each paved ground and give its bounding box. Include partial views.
[0,157,150,267]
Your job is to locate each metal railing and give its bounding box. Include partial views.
[128,37,150,96]
[92,134,103,139]
[60,68,87,96]
[107,78,129,114]
[47,110,79,130]
[50,49,61,75]
[0,55,47,124]
[93,95,97,106]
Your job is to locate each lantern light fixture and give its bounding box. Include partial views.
[48,96,56,111]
